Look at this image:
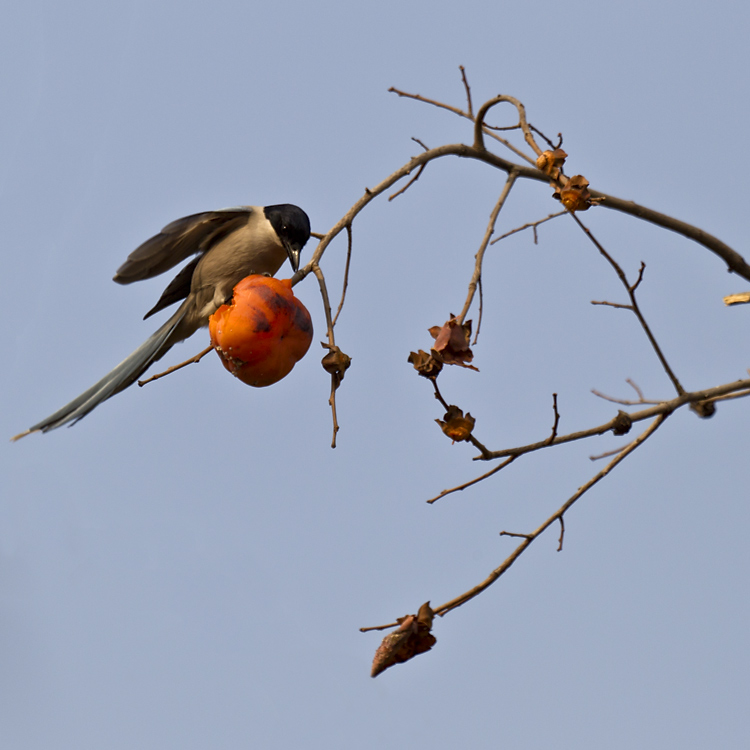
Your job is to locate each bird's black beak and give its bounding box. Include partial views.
[283,239,301,273]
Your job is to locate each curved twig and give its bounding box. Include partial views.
[473,95,541,155]
[293,143,750,286]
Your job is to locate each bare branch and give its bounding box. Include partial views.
[490,211,567,245]
[137,346,213,386]
[572,214,686,396]
[434,414,668,617]
[591,300,633,311]
[457,172,518,326]
[332,224,353,328]
[481,377,750,460]
[592,379,662,406]
[293,141,750,287]
[546,393,560,445]
[388,86,536,165]
[426,456,516,504]
[557,516,565,551]
[472,277,484,345]
[473,95,541,156]
[459,65,473,117]
[388,138,430,201]
[311,262,342,448]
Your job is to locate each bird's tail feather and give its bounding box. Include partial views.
[12,309,187,440]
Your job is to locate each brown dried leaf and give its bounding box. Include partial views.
[320,343,351,388]
[428,317,478,370]
[554,174,592,212]
[536,148,568,178]
[370,602,437,678]
[408,349,443,379]
[690,400,717,419]
[436,405,476,442]
[610,410,632,436]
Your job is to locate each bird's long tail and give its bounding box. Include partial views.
[12,307,188,440]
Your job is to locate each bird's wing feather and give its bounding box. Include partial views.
[113,208,253,284]
[142,256,201,319]
[13,306,187,439]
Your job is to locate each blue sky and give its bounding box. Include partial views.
[2,1,749,748]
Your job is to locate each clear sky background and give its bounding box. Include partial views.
[2,1,749,748]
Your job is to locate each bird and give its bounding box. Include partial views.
[13,203,311,440]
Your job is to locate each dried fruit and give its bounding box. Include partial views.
[370,603,436,677]
[209,275,313,387]
[436,405,476,442]
[536,148,568,178]
[555,174,592,212]
[321,343,352,388]
[407,349,443,379]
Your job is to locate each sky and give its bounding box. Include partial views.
[2,1,749,748]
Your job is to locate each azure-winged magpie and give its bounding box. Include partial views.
[13,204,311,439]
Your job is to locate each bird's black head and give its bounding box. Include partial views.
[264,204,311,273]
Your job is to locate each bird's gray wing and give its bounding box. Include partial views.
[113,208,253,284]
[142,255,201,319]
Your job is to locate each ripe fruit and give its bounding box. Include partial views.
[209,276,313,387]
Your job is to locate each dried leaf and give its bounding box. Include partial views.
[429,316,478,370]
[723,292,750,306]
[690,400,717,419]
[370,602,437,677]
[408,349,443,379]
[554,174,592,212]
[610,410,632,436]
[536,148,567,178]
[436,405,476,442]
[321,343,351,388]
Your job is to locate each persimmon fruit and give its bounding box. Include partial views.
[209,275,313,387]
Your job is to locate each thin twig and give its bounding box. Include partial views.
[137,346,213,386]
[591,300,632,311]
[546,393,560,445]
[432,379,451,411]
[459,65,473,117]
[627,379,646,400]
[707,388,750,404]
[530,125,563,151]
[311,262,341,448]
[592,378,662,406]
[589,444,632,461]
[457,172,518,326]
[426,456,516,504]
[388,163,427,201]
[360,622,400,633]
[490,211,567,245]
[389,138,430,201]
[557,516,565,551]
[332,224,353,328]
[472,277,483,345]
[571,214,686,396]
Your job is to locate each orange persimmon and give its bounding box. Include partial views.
[208,275,313,387]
